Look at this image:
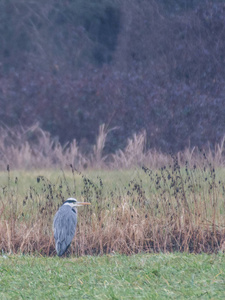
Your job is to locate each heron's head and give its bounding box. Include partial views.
[63,198,91,208]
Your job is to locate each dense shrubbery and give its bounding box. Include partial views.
[0,0,225,153]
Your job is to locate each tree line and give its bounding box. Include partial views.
[0,0,225,153]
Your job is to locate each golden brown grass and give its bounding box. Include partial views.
[0,158,225,256]
[1,124,225,255]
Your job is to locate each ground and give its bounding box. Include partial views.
[1,253,225,299]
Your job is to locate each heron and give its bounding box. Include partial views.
[53,197,90,256]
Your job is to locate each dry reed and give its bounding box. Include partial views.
[0,156,225,256]
[0,123,225,170]
[1,124,225,255]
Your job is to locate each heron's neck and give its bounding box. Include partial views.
[63,202,76,212]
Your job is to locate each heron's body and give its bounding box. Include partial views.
[53,198,90,256]
[53,204,77,256]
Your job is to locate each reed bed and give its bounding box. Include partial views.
[0,123,225,170]
[1,155,225,256]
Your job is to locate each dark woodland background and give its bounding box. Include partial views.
[0,0,225,154]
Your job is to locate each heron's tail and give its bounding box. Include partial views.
[56,241,70,256]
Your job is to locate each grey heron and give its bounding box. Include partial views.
[53,198,90,256]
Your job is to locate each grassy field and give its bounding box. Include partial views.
[1,163,225,255]
[1,165,225,298]
[1,253,225,299]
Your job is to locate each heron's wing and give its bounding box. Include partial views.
[53,206,77,256]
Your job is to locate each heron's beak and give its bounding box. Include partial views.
[75,202,91,207]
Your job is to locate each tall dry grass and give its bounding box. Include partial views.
[1,124,225,255]
[0,157,225,255]
[0,123,225,170]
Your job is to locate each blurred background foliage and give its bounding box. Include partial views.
[0,0,225,153]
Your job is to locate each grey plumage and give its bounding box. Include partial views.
[53,205,77,256]
[53,198,90,256]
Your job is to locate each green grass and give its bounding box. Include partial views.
[0,253,225,299]
[0,168,141,194]
[1,166,225,200]
[1,167,225,298]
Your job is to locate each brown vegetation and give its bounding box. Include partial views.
[0,124,225,170]
[1,1,225,256]
[0,132,225,255]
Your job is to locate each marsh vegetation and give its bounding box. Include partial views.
[1,153,225,256]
